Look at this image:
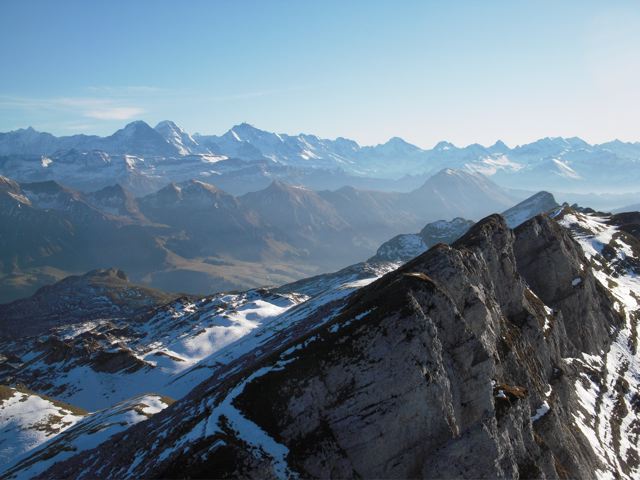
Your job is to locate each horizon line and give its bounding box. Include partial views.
[4,120,639,151]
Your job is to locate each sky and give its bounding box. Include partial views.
[0,0,639,148]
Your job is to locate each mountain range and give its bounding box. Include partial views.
[1,204,639,478]
[0,168,518,303]
[2,121,640,197]
[2,118,640,479]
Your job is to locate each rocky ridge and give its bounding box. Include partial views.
[31,210,639,479]
[370,191,558,264]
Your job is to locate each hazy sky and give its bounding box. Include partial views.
[1,0,639,148]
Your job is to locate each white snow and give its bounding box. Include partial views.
[559,211,640,479]
[531,385,552,422]
[465,154,523,176]
[0,388,85,468]
[4,394,171,479]
[341,277,378,289]
[203,367,293,479]
[551,158,581,179]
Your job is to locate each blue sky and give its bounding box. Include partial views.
[1,0,638,147]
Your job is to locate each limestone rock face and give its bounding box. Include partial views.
[37,213,631,479]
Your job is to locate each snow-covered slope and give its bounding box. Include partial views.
[0,260,396,413]
[0,256,397,476]
[154,120,206,156]
[3,394,172,480]
[195,123,359,170]
[553,208,640,479]
[0,386,86,466]
[502,191,559,228]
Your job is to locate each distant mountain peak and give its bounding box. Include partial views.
[228,122,264,136]
[188,179,223,193]
[154,120,188,137]
[386,136,411,145]
[265,179,303,193]
[382,136,421,152]
[86,267,129,282]
[103,120,180,156]
[334,136,360,150]
[91,183,128,197]
[528,190,555,200]
[489,140,509,151]
[155,119,181,130]
[435,167,472,178]
[501,190,559,228]
[434,140,456,151]
[122,120,152,130]
[154,120,201,155]
[111,120,157,140]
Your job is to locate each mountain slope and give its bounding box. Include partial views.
[0,268,176,339]
[318,185,416,242]
[502,191,559,227]
[154,120,205,155]
[138,179,277,261]
[84,183,149,223]
[369,217,474,263]
[0,177,171,303]
[2,393,171,480]
[32,210,639,479]
[369,191,556,263]
[405,168,515,220]
[0,386,86,467]
[0,177,76,277]
[0,258,395,413]
[239,181,359,265]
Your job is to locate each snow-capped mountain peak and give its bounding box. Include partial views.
[434,140,456,151]
[115,120,153,137]
[154,120,202,155]
[224,123,272,143]
[488,139,509,152]
[1,122,639,194]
